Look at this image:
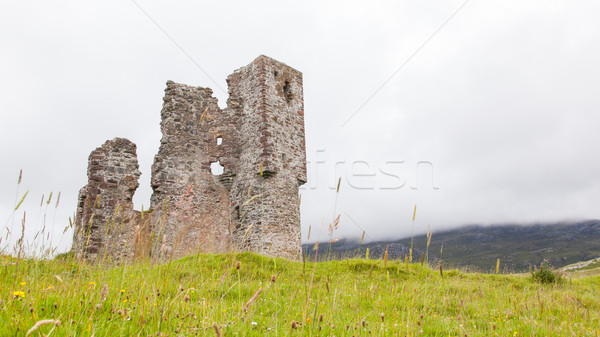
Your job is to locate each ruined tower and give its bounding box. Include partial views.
[226,56,307,258]
[73,56,307,261]
[73,138,145,261]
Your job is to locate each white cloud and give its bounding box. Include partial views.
[1,0,599,252]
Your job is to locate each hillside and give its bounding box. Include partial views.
[303,220,600,272]
[2,252,599,336]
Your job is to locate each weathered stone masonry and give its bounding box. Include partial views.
[72,56,307,261]
[72,138,145,261]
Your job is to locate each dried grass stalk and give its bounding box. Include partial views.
[243,287,263,312]
[26,319,60,336]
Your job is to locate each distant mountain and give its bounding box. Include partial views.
[302,220,600,272]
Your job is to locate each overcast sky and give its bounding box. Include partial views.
[1,0,599,253]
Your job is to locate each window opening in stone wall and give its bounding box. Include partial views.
[210,161,224,175]
[217,137,223,145]
[234,205,240,221]
[283,80,293,103]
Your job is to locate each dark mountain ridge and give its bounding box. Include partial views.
[302,219,600,272]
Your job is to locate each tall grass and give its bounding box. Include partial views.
[3,172,600,336]
[409,204,416,263]
[5,251,599,336]
[327,177,342,260]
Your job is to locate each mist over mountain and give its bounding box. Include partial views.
[303,220,600,272]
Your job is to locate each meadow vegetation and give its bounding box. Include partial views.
[3,172,600,336]
[1,251,600,336]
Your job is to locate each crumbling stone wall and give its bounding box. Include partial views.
[73,55,306,261]
[73,138,145,261]
[149,82,237,258]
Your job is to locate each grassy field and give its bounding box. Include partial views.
[1,252,599,336]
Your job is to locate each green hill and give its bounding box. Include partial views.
[1,252,599,336]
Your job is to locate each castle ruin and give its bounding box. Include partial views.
[72,56,307,261]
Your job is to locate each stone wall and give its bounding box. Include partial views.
[149,82,235,259]
[73,138,145,261]
[227,56,306,259]
[73,55,306,261]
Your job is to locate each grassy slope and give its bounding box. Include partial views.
[563,258,600,278]
[1,253,599,336]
